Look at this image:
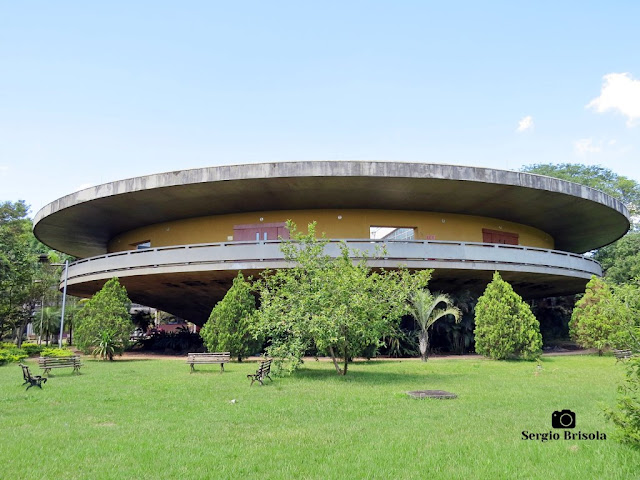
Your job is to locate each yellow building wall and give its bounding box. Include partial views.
[107,209,555,252]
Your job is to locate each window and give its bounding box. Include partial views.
[133,240,151,250]
[370,227,415,241]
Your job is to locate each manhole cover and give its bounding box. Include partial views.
[407,390,457,399]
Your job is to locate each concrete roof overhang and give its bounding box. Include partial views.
[33,161,631,257]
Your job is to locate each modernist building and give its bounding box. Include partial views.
[33,161,630,325]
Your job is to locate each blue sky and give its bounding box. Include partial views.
[1,2,639,216]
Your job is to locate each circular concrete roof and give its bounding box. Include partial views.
[33,161,631,257]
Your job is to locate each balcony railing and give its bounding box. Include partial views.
[63,239,602,285]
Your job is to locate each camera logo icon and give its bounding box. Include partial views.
[552,409,576,429]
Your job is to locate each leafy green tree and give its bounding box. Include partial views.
[254,221,431,375]
[521,163,640,219]
[408,290,461,361]
[74,277,133,359]
[604,280,640,447]
[594,232,640,284]
[474,271,542,360]
[569,276,631,355]
[0,201,37,342]
[200,271,260,361]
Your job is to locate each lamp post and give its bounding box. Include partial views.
[37,255,71,348]
[58,260,69,348]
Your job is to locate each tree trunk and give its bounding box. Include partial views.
[328,346,343,375]
[419,331,429,362]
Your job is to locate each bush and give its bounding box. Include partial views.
[20,343,43,356]
[604,357,640,447]
[0,347,27,365]
[40,347,74,357]
[570,276,630,354]
[200,272,260,361]
[474,271,542,360]
[74,277,133,355]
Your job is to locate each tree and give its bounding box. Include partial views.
[521,163,640,219]
[200,271,260,361]
[254,221,431,375]
[74,277,133,359]
[594,232,640,284]
[0,201,62,346]
[569,276,631,355]
[603,279,640,447]
[474,271,542,360]
[408,290,461,361]
[32,306,61,346]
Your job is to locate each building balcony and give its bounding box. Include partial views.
[63,239,601,324]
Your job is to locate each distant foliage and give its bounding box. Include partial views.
[474,272,542,360]
[134,326,203,353]
[0,345,27,365]
[521,163,640,219]
[74,278,133,358]
[569,276,631,354]
[20,342,43,356]
[40,347,74,357]
[200,272,260,361]
[595,232,640,285]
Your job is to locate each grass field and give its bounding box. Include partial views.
[1,354,638,479]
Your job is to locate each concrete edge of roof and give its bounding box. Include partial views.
[33,160,632,224]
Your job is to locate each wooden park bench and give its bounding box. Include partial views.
[38,355,83,375]
[247,359,272,386]
[613,349,633,362]
[19,363,47,390]
[186,352,231,373]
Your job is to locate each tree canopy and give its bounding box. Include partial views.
[594,232,640,284]
[0,200,62,346]
[254,221,431,375]
[521,163,640,218]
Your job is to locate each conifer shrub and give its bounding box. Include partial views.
[74,277,133,357]
[569,276,630,355]
[474,271,542,360]
[200,272,261,361]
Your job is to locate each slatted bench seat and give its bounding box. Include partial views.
[247,359,272,386]
[186,352,231,373]
[613,349,633,362]
[38,355,82,375]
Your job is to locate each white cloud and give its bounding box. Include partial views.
[574,138,602,156]
[516,115,534,132]
[587,72,640,127]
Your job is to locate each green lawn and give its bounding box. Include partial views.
[1,354,638,479]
